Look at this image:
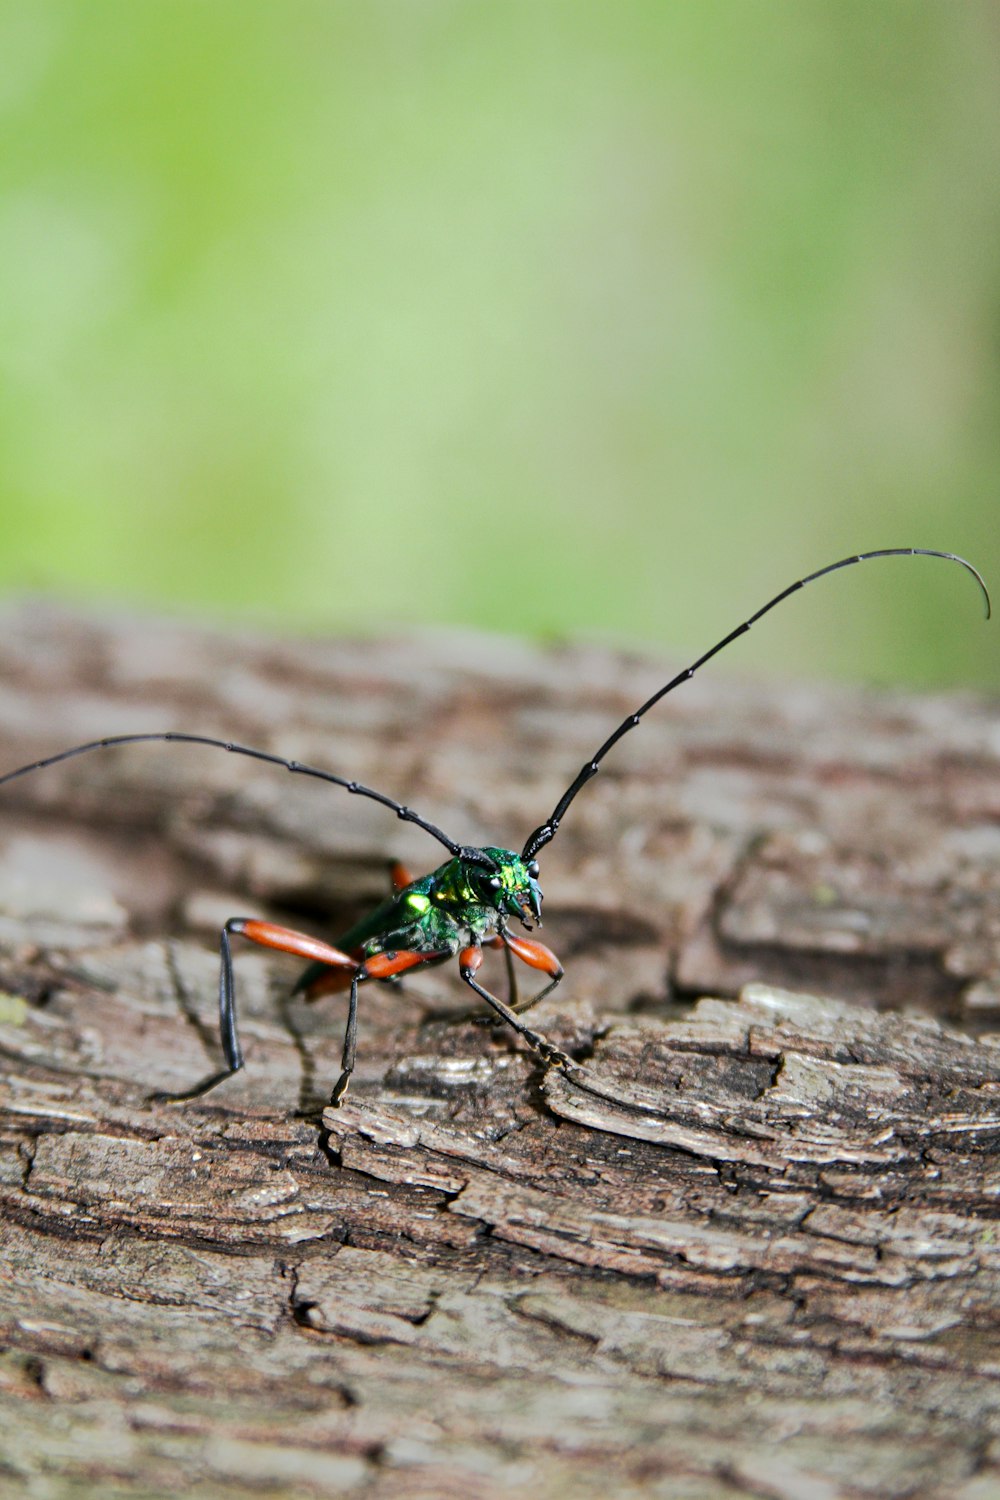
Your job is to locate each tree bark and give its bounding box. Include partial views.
[0,600,998,1500]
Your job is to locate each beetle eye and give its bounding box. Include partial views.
[488,876,501,889]
[527,860,539,877]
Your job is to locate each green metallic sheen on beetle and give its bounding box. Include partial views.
[298,848,542,990]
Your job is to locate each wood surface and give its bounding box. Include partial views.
[0,599,998,1500]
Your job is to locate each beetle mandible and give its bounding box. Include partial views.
[0,548,990,1107]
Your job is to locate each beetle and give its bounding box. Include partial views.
[0,548,990,1107]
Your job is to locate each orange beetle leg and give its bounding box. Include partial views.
[502,933,563,979]
[234,918,357,971]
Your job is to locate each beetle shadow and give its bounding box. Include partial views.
[275,987,329,1116]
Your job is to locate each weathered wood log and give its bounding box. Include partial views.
[0,599,998,1499]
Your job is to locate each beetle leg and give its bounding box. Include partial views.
[153,917,359,1105]
[329,947,453,1106]
[231,931,451,1106]
[204,918,355,1102]
[332,972,360,1108]
[297,962,362,1001]
[459,944,576,1077]
[498,932,564,1015]
[225,916,358,1069]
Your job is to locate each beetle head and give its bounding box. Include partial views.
[466,847,543,930]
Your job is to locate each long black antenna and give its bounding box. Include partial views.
[522,548,991,863]
[0,731,468,859]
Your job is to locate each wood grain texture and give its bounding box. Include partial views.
[0,600,998,1499]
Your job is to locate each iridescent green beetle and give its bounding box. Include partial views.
[0,550,989,1106]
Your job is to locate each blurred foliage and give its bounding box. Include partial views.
[0,0,997,685]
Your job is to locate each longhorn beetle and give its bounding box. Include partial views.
[0,549,990,1108]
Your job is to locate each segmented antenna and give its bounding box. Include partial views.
[521,548,991,863]
[0,731,469,859]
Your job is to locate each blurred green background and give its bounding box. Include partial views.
[1,0,998,686]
